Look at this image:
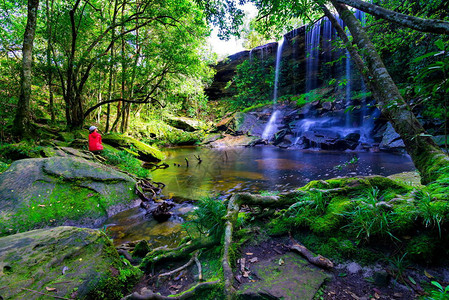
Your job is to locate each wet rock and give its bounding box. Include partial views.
[0,226,142,299]
[322,101,332,111]
[209,135,261,147]
[379,123,405,151]
[237,252,330,300]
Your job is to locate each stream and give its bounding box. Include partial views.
[105,146,415,246]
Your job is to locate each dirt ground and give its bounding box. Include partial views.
[129,236,448,299]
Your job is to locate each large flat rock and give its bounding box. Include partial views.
[0,226,141,299]
[0,157,137,234]
[238,252,331,300]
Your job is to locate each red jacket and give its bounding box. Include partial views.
[89,131,104,151]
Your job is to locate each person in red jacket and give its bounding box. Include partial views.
[88,126,104,152]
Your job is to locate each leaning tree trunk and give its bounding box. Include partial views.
[13,0,40,138]
[336,0,449,35]
[330,1,449,184]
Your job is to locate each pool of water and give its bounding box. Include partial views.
[105,146,415,246]
[151,146,415,200]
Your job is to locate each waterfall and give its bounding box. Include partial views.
[262,110,281,140]
[305,20,322,93]
[261,37,285,141]
[273,37,285,103]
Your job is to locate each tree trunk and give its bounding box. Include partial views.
[46,0,54,123]
[330,1,449,184]
[336,0,449,35]
[13,0,40,138]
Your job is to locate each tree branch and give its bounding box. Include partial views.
[336,0,449,34]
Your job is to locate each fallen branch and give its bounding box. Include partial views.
[158,251,198,278]
[122,280,220,300]
[288,234,334,269]
[194,256,203,281]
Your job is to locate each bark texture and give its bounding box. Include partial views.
[13,0,40,138]
[330,1,449,184]
[336,0,449,35]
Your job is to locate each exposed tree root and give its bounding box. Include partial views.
[158,251,198,278]
[288,234,334,269]
[232,191,307,208]
[140,237,218,271]
[222,195,241,299]
[122,280,220,300]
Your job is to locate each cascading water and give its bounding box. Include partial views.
[273,38,285,102]
[305,20,322,94]
[292,10,377,149]
[261,37,285,141]
[262,110,281,140]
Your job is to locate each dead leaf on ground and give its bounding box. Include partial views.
[424,270,434,279]
[245,252,253,256]
[249,257,258,263]
[45,287,57,292]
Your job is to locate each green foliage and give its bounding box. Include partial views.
[101,149,150,178]
[228,58,275,109]
[183,197,227,240]
[342,187,397,241]
[427,281,449,300]
[292,91,320,108]
[0,142,44,162]
[405,234,437,262]
[0,161,9,173]
[414,190,448,237]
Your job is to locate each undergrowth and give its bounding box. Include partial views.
[101,148,150,178]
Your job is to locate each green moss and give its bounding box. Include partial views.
[0,161,9,173]
[0,141,44,162]
[102,133,165,162]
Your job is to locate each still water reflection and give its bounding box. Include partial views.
[152,146,415,200]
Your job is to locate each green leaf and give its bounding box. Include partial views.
[435,39,445,51]
[412,51,439,63]
[408,276,416,285]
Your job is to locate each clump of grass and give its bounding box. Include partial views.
[414,190,447,237]
[101,149,150,178]
[342,187,397,242]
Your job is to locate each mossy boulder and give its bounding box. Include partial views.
[102,134,165,162]
[0,157,136,235]
[165,116,206,132]
[0,226,142,299]
[237,252,330,299]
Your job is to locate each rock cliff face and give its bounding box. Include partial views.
[205,27,307,100]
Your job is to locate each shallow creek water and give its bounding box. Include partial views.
[105,146,415,246]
